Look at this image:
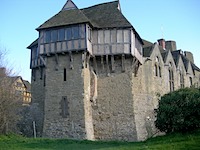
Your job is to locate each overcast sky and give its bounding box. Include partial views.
[1,0,200,82]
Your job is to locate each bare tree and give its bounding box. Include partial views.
[0,48,22,134]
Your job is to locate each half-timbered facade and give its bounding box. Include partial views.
[28,0,200,141]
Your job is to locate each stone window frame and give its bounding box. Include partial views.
[179,67,184,88]
[155,56,161,77]
[169,62,174,92]
[189,77,193,87]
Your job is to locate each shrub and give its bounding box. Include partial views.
[155,88,200,133]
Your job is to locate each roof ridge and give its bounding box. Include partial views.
[81,1,118,10]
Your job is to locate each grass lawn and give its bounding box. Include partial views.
[0,130,199,150]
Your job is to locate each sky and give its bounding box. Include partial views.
[0,0,200,82]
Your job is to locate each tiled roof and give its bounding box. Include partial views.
[37,1,133,30]
[182,54,200,72]
[161,50,169,63]
[37,9,89,30]
[171,50,181,67]
[81,1,132,29]
[181,54,190,71]
[142,39,154,57]
[191,63,200,72]
[27,38,38,49]
[143,46,153,57]
[142,39,153,48]
[29,1,143,48]
[23,80,31,92]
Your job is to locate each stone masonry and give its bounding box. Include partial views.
[28,0,200,142]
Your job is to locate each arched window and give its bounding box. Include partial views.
[159,66,162,77]
[155,56,161,77]
[169,62,174,92]
[189,77,193,87]
[180,67,184,88]
[155,64,158,76]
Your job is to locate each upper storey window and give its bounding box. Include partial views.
[66,28,72,40]
[72,26,79,39]
[45,31,51,43]
[51,30,58,42]
[31,47,38,60]
[58,29,65,41]
[42,24,85,44]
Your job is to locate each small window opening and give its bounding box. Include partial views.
[180,72,184,88]
[44,74,46,87]
[64,68,67,81]
[190,77,193,87]
[159,66,162,77]
[61,96,69,118]
[155,64,158,76]
[169,69,174,92]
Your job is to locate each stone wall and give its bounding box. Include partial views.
[132,46,200,141]
[42,53,93,139]
[31,68,45,107]
[92,56,137,141]
[31,68,45,136]
[193,70,200,88]
[31,49,200,141]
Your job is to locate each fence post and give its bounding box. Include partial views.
[33,121,36,138]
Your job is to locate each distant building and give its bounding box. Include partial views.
[9,76,32,105]
[0,70,31,105]
[22,80,32,105]
[28,0,200,141]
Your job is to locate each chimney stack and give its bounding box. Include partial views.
[157,39,165,49]
[184,51,194,64]
[165,41,177,51]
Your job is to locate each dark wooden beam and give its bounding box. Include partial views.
[106,55,110,75]
[40,56,46,66]
[101,55,104,71]
[111,55,115,72]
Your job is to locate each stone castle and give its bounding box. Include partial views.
[28,0,200,141]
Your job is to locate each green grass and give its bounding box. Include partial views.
[0,131,200,150]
